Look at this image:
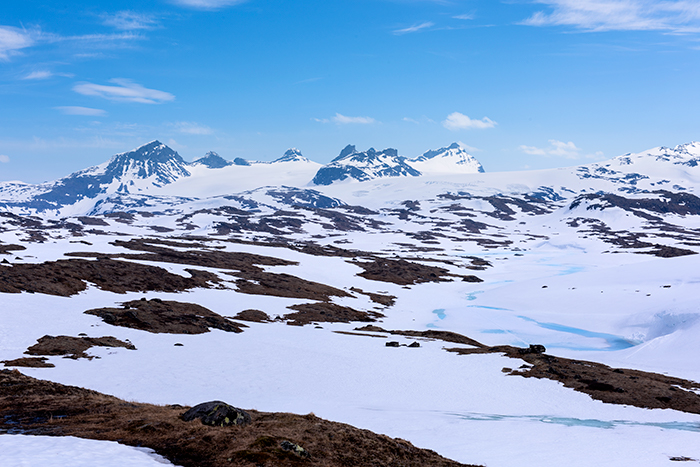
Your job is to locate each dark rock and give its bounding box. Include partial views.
[518,344,546,355]
[280,440,310,458]
[408,342,420,348]
[386,341,400,347]
[181,401,251,427]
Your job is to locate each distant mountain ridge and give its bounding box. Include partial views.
[3,139,700,216]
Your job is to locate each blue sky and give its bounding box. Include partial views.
[1,0,700,183]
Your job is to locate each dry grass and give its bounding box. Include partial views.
[0,370,478,467]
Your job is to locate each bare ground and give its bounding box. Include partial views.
[85,298,247,334]
[0,370,478,467]
[351,258,482,285]
[22,335,136,360]
[284,303,384,326]
[445,345,700,414]
[0,258,220,296]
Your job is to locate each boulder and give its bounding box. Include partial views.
[181,401,251,427]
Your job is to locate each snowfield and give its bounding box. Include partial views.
[1,141,700,466]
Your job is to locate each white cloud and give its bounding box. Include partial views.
[174,121,214,135]
[73,79,175,104]
[519,139,583,159]
[0,26,34,61]
[0,155,9,163]
[522,0,700,33]
[331,113,376,125]
[394,21,434,35]
[170,0,247,9]
[55,106,107,116]
[23,70,53,80]
[442,112,497,130]
[403,117,420,124]
[453,14,475,20]
[102,11,159,30]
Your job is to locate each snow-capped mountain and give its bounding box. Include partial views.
[311,145,420,185]
[408,142,484,175]
[4,140,700,216]
[192,151,231,169]
[0,141,191,212]
[272,148,309,163]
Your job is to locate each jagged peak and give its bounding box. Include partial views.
[192,151,230,168]
[409,142,484,174]
[273,148,309,163]
[332,145,400,163]
[109,140,183,164]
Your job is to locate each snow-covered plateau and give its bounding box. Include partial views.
[1,141,700,466]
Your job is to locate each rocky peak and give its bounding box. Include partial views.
[193,151,230,169]
[273,148,308,163]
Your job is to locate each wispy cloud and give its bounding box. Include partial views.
[0,26,34,61]
[1,23,146,62]
[73,79,175,104]
[522,0,700,33]
[0,155,9,163]
[170,0,247,10]
[331,113,376,125]
[22,70,74,80]
[173,121,213,135]
[23,70,53,80]
[519,139,583,159]
[102,11,159,30]
[393,21,434,35]
[453,14,475,20]
[442,112,497,130]
[55,106,107,116]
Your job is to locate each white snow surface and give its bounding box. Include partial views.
[2,141,700,466]
[157,159,321,197]
[0,435,175,466]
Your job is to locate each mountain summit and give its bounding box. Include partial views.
[408,143,484,174]
[312,145,420,185]
[192,151,231,169]
[273,148,309,163]
[21,141,191,210]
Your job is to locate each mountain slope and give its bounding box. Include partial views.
[408,143,484,174]
[312,145,420,185]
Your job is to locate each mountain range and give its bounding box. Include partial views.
[0,140,485,213]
